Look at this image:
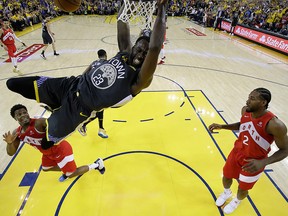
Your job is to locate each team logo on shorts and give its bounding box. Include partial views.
[91,64,117,89]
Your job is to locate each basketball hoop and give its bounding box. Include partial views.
[118,0,157,30]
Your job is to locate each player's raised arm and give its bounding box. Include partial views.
[117,3,132,52]
[131,0,167,95]
[3,130,20,156]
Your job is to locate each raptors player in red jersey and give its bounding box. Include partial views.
[0,18,26,75]
[2,104,105,182]
[209,88,288,214]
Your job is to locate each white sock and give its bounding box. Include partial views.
[11,57,17,67]
[234,197,241,203]
[160,49,165,59]
[224,188,232,194]
[88,162,99,171]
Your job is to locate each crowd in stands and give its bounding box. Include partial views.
[0,0,62,31]
[74,0,120,15]
[0,0,287,37]
[183,0,288,36]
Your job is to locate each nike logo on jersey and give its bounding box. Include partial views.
[80,112,88,117]
[257,122,263,127]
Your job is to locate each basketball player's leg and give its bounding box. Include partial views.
[7,45,22,74]
[45,88,92,143]
[96,111,108,138]
[215,149,239,207]
[40,33,50,59]
[40,44,48,59]
[56,141,105,182]
[52,42,59,56]
[6,76,62,109]
[222,154,263,214]
[6,76,40,100]
[42,44,48,52]
[41,154,61,172]
[222,172,260,214]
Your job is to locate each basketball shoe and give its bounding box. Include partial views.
[78,126,87,136]
[58,174,68,182]
[158,59,165,65]
[13,67,23,76]
[98,128,108,138]
[223,198,241,214]
[40,53,46,60]
[215,189,232,206]
[95,158,105,174]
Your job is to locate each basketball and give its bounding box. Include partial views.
[54,0,81,12]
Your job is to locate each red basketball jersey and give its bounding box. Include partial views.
[234,111,275,159]
[16,118,53,155]
[1,28,15,45]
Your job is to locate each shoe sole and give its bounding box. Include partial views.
[215,194,232,207]
[78,129,87,136]
[98,133,108,138]
[99,167,106,174]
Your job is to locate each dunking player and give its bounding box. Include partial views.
[6,0,167,149]
[0,18,26,75]
[40,16,59,60]
[3,104,105,182]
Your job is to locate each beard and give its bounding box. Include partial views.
[245,106,255,113]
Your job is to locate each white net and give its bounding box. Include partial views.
[118,0,157,30]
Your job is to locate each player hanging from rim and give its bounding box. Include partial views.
[6,0,168,149]
[0,18,26,75]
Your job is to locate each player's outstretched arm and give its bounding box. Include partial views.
[3,130,20,156]
[131,0,167,95]
[117,4,132,52]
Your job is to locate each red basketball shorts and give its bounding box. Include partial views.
[223,148,264,190]
[6,43,17,58]
[41,140,77,175]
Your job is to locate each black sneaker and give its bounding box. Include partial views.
[40,53,46,60]
[59,174,68,182]
[54,52,59,56]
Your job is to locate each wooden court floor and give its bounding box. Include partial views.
[0,15,287,216]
